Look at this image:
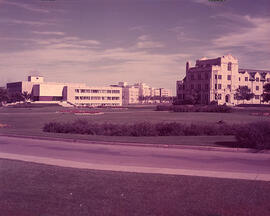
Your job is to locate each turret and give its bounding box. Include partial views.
[186,61,190,73]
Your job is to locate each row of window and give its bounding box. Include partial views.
[190,83,209,90]
[75,89,120,94]
[214,84,231,90]
[75,103,120,106]
[213,94,262,101]
[214,75,231,80]
[239,77,270,82]
[75,96,120,100]
[214,85,261,91]
[190,74,270,82]
[190,73,209,81]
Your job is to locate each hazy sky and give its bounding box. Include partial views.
[0,0,270,93]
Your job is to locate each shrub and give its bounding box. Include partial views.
[156,105,172,111]
[43,120,270,150]
[171,105,233,113]
[44,120,237,137]
[235,121,270,149]
[155,122,185,136]
[209,100,218,105]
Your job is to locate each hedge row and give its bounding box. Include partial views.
[43,120,236,136]
[156,105,233,113]
[43,120,270,149]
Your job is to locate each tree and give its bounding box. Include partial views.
[138,95,145,104]
[188,90,201,105]
[8,92,24,103]
[262,83,270,103]
[21,91,31,102]
[0,87,9,106]
[235,86,254,104]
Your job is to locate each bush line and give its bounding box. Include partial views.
[156,104,233,113]
[43,120,270,149]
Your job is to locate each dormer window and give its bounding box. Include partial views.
[227,62,232,71]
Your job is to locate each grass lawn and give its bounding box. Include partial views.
[0,105,269,146]
[0,158,269,216]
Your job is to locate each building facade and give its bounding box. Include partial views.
[176,54,270,105]
[114,82,172,105]
[7,76,122,106]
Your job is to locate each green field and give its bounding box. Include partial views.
[0,159,269,216]
[0,105,269,146]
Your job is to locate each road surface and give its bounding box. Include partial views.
[0,135,270,181]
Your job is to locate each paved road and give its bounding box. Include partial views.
[0,135,270,181]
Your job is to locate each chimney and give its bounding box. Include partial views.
[186,61,190,73]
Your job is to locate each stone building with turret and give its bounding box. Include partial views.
[176,54,270,105]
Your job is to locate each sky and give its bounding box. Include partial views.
[0,0,270,94]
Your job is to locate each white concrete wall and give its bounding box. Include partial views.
[39,84,65,97]
[67,86,122,106]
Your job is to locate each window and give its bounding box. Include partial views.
[255,95,260,100]
[91,96,101,100]
[218,75,222,79]
[256,77,259,82]
[197,84,201,90]
[91,89,99,93]
[205,84,209,90]
[239,77,241,81]
[245,77,248,81]
[191,74,194,80]
[112,90,120,94]
[215,75,217,79]
[198,74,201,80]
[75,89,79,93]
[227,85,231,90]
[227,62,232,71]
[205,73,208,80]
[215,94,222,100]
[218,84,222,89]
[256,86,259,91]
[215,84,217,90]
[191,84,194,89]
[75,96,79,100]
[227,75,231,80]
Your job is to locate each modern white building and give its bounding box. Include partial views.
[176,54,270,105]
[7,76,122,106]
[116,82,140,105]
[114,82,172,105]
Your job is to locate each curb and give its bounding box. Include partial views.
[0,133,269,154]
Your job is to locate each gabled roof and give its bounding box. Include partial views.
[239,68,270,74]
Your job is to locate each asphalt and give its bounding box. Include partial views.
[0,135,270,181]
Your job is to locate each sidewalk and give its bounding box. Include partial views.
[1,152,269,182]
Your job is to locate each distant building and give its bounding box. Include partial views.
[115,82,172,105]
[7,76,122,107]
[176,54,270,105]
[116,82,140,105]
